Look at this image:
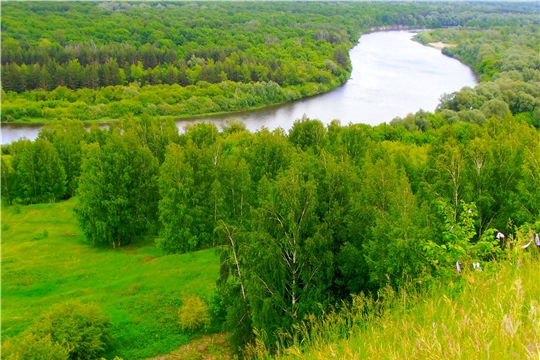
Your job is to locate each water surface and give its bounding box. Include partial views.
[1,31,477,144]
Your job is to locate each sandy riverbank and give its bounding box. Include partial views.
[428,41,458,51]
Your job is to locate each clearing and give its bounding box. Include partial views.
[1,198,220,359]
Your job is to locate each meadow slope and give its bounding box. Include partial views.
[1,198,220,359]
[277,255,540,360]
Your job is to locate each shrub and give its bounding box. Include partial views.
[2,333,69,360]
[11,301,112,360]
[178,295,211,332]
[208,289,227,331]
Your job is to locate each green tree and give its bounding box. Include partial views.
[121,115,180,164]
[157,143,197,253]
[1,157,18,205]
[288,117,327,153]
[514,138,540,224]
[76,132,158,247]
[219,150,252,227]
[216,220,253,353]
[246,158,333,349]
[12,139,66,204]
[481,99,510,120]
[39,119,87,197]
[248,127,291,184]
[424,136,467,221]
[362,158,428,288]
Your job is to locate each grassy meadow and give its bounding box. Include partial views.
[1,198,220,359]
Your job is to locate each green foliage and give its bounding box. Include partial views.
[39,119,87,197]
[75,131,158,247]
[278,256,540,359]
[2,333,69,360]
[4,301,111,360]
[4,2,537,123]
[246,158,334,347]
[30,301,112,360]
[8,138,67,204]
[289,117,327,153]
[1,156,17,205]
[178,295,211,332]
[157,143,197,253]
[481,99,510,120]
[2,3,539,357]
[405,23,540,131]
[361,156,428,288]
[5,113,539,357]
[423,202,503,279]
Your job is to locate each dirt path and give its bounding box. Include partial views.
[148,333,231,360]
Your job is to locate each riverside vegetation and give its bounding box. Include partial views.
[2,1,538,123]
[1,1,539,359]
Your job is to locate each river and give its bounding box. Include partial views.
[1,31,477,144]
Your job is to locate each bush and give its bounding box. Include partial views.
[2,333,69,360]
[8,301,112,360]
[178,295,211,332]
[208,289,227,331]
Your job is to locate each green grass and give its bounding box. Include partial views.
[1,198,220,359]
[276,254,540,360]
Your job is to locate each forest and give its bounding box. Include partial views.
[2,1,538,122]
[1,1,539,359]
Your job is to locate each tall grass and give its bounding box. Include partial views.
[273,249,540,359]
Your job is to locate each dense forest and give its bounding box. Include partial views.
[1,1,539,359]
[2,1,538,122]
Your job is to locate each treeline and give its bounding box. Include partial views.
[401,24,540,130]
[2,1,538,122]
[0,48,350,92]
[2,1,362,100]
[5,2,534,67]
[2,112,539,352]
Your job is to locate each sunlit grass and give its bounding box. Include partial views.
[1,198,219,359]
[278,255,540,359]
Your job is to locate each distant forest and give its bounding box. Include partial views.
[2,1,538,122]
[1,1,539,357]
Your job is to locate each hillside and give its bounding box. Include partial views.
[277,254,540,359]
[1,198,220,359]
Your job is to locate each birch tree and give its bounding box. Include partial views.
[157,143,197,253]
[75,132,158,247]
[247,158,333,348]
